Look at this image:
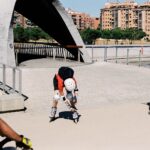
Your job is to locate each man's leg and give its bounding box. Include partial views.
[65,92,79,120]
[50,107,57,118]
[50,90,60,119]
[69,99,79,120]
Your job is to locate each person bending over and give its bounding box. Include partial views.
[50,66,79,121]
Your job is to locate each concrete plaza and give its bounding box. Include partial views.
[1,58,150,150]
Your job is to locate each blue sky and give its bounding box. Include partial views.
[61,0,144,17]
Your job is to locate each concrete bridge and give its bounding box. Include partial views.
[0,0,90,113]
[0,0,90,68]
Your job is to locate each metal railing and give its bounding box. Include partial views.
[86,45,150,67]
[14,42,83,64]
[0,64,22,95]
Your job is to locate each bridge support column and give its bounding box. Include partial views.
[0,0,17,67]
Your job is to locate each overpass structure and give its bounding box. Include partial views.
[0,0,91,68]
[0,0,91,113]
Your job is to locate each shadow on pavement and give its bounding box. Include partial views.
[49,111,81,123]
[59,111,81,123]
[3,147,16,150]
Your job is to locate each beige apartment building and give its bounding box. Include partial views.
[66,8,99,30]
[100,0,150,36]
[13,9,99,31]
[140,2,150,36]
[13,11,36,28]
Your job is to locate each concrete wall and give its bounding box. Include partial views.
[0,0,16,67]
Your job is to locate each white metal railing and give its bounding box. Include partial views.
[0,63,22,95]
[86,45,150,67]
[14,43,81,64]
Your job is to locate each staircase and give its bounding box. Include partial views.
[0,81,28,113]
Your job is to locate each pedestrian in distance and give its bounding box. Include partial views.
[49,66,79,123]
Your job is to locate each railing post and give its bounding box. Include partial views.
[139,49,142,67]
[91,45,94,62]
[104,47,107,62]
[63,48,66,61]
[16,49,18,66]
[44,45,47,57]
[115,47,118,63]
[18,69,22,95]
[2,64,6,92]
[126,48,129,65]
[53,46,56,60]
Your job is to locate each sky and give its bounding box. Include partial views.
[61,0,144,17]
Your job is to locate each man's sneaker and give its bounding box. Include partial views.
[16,135,32,149]
[73,111,78,120]
[49,107,57,121]
[72,111,79,123]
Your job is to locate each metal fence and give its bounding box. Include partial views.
[14,42,76,64]
[86,45,150,67]
[0,64,22,95]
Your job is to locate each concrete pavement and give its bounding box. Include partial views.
[1,58,150,150]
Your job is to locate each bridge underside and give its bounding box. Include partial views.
[15,0,90,62]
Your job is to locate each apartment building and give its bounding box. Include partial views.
[139,2,150,35]
[13,11,35,28]
[66,8,99,30]
[100,0,150,36]
[13,9,99,31]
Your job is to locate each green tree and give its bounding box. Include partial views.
[123,28,146,44]
[80,28,101,44]
[133,28,146,40]
[111,28,123,44]
[14,25,30,42]
[13,26,52,42]
[29,27,41,41]
[101,29,111,44]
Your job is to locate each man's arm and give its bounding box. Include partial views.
[0,118,22,142]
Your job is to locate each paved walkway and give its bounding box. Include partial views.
[1,58,150,150]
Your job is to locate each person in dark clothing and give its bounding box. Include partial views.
[0,118,33,149]
[50,66,79,121]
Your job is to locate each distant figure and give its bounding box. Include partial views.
[50,66,79,122]
[0,118,33,149]
[145,102,150,114]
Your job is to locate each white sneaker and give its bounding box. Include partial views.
[73,111,78,119]
[50,107,57,118]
